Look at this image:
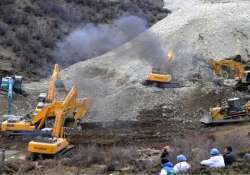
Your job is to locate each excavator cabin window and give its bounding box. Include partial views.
[227,98,243,112]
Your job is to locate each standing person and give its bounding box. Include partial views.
[161,145,170,163]
[200,148,225,168]
[160,158,176,175]
[223,146,237,166]
[174,154,191,173]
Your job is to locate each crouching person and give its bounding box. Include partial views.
[200,148,225,168]
[223,146,237,166]
[174,154,191,173]
[160,158,176,175]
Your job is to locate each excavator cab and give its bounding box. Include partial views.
[227,98,243,113]
[235,71,250,91]
[240,71,250,84]
[1,76,23,94]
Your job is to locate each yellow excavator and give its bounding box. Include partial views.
[28,86,88,159]
[142,50,181,88]
[34,64,60,114]
[209,55,250,91]
[0,65,89,137]
[0,64,61,134]
[201,97,250,125]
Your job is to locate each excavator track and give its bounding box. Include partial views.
[28,145,75,161]
[0,130,51,139]
[55,145,76,159]
[142,80,183,89]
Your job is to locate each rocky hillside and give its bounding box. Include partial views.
[0,0,169,79]
[61,1,250,122]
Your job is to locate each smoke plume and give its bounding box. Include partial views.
[135,32,213,81]
[55,15,148,66]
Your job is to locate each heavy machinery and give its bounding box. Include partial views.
[142,50,181,88]
[209,55,250,91]
[0,75,25,120]
[201,97,250,125]
[28,86,88,159]
[0,76,24,116]
[34,64,60,115]
[0,64,80,135]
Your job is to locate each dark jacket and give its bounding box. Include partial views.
[161,150,169,159]
[223,152,237,166]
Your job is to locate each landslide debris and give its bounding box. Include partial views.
[61,1,250,123]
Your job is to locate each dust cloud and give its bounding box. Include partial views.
[55,15,148,66]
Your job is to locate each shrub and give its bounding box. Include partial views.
[64,145,139,171]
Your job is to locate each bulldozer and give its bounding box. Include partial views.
[142,50,181,88]
[28,86,88,160]
[209,55,250,91]
[201,97,250,125]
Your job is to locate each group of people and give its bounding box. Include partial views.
[159,146,237,175]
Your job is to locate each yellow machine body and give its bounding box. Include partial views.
[28,86,89,157]
[209,58,244,80]
[210,107,224,121]
[203,97,250,125]
[28,138,69,155]
[147,72,172,83]
[0,64,61,133]
[0,120,35,131]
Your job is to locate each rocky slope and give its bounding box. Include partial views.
[61,1,250,122]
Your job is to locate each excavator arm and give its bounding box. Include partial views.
[209,59,244,80]
[74,98,90,121]
[31,105,51,129]
[51,86,89,137]
[47,64,60,103]
[28,86,90,157]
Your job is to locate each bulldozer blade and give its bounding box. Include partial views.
[201,117,250,126]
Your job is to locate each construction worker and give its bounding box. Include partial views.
[161,145,170,163]
[200,148,225,168]
[244,153,250,161]
[223,146,237,166]
[159,158,176,175]
[173,154,191,173]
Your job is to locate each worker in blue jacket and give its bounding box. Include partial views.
[159,158,176,175]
